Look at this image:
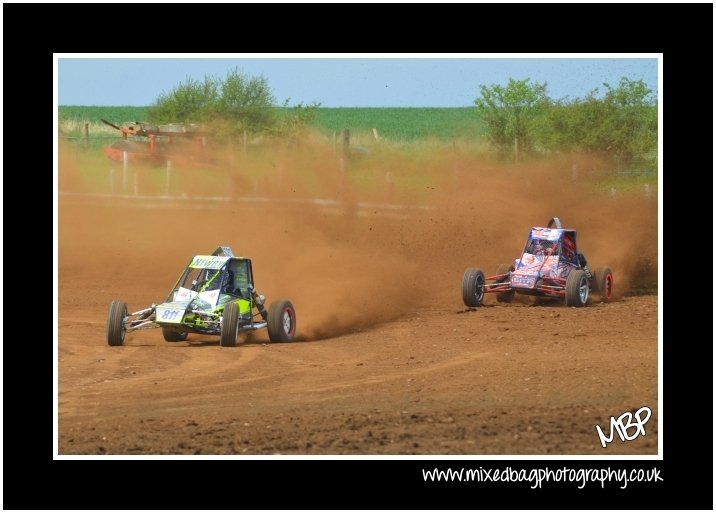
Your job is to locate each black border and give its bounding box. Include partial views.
[5,2,711,510]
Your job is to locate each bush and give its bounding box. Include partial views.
[147,67,276,136]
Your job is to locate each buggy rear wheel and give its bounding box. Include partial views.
[592,267,614,301]
[268,300,296,343]
[107,300,128,346]
[461,268,485,307]
[495,264,515,303]
[566,269,589,307]
[220,303,240,347]
[162,328,188,342]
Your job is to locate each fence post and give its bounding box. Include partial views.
[84,123,89,148]
[372,128,380,141]
[122,151,128,191]
[340,129,350,172]
[166,160,172,195]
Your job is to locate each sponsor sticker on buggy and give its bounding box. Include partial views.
[156,306,185,323]
[189,256,230,269]
[531,228,561,241]
[198,289,220,306]
[175,287,197,301]
[511,275,536,288]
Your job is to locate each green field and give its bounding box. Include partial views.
[59,105,485,142]
[310,107,485,140]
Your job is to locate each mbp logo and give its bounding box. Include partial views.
[596,406,652,448]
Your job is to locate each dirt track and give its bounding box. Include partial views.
[57,142,659,455]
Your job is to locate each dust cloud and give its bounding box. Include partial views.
[58,138,658,341]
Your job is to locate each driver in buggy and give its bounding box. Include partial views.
[530,239,544,256]
[221,264,251,298]
[222,269,237,294]
[530,239,558,258]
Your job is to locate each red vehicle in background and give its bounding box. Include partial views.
[101,119,214,166]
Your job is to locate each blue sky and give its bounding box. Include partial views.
[57,54,659,108]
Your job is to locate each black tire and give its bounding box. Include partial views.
[162,327,188,342]
[107,300,127,346]
[495,264,515,303]
[267,300,296,343]
[220,303,240,347]
[566,269,589,307]
[592,267,614,301]
[461,268,485,307]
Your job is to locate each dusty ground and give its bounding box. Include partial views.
[57,142,659,456]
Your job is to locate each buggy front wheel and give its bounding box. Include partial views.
[267,300,296,343]
[107,300,128,346]
[461,268,485,307]
[566,270,589,307]
[220,303,240,347]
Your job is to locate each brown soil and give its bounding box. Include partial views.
[57,142,659,456]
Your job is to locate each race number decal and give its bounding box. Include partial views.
[156,307,184,324]
[512,275,536,288]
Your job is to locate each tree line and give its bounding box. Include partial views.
[149,68,657,168]
[475,77,657,168]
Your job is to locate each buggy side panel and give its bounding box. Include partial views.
[225,298,252,315]
[561,232,580,267]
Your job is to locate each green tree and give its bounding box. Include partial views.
[538,91,608,153]
[215,68,276,133]
[600,77,657,166]
[474,78,549,157]
[539,78,656,168]
[147,76,219,123]
[147,67,276,135]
